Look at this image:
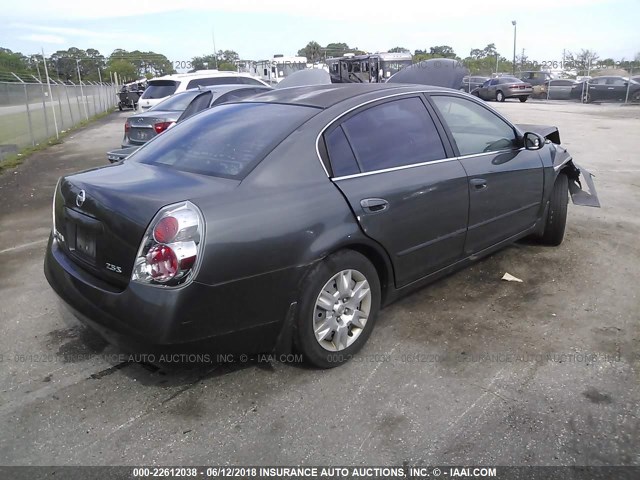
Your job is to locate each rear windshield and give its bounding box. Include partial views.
[149,90,202,111]
[499,77,522,84]
[141,80,178,99]
[130,103,317,179]
[185,76,265,89]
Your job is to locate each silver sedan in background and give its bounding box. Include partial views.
[472,77,533,102]
[121,85,273,149]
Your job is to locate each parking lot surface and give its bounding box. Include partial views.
[0,101,638,466]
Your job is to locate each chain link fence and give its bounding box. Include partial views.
[0,75,117,159]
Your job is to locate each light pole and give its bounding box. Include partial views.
[512,20,517,75]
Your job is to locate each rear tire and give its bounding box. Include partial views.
[294,250,381,368]
[540,174,569,246]
[496,91,505,102]
[519,96,528,102]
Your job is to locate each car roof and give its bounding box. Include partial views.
[189,84,272,94]
[149,71,258,82]
[239,83,454,109]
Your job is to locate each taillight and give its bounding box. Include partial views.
[153,216,179,243]
[132,201,204,286]
[153,121,174,134]
[124,122,130,133]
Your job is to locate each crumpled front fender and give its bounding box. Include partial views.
[555,159,600,208]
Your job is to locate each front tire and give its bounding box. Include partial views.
[294,250,381,368]
[496,90,505,102]
[540,174,569,245]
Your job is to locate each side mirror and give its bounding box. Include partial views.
[523,132,544,150]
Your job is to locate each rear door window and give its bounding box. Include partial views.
[177,91,213,122]
[606,77,626,86]
[340,97,446,172]
[324,126,360,177]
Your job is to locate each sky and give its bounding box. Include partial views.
[1,0,639,70]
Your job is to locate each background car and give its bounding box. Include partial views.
[571,76,640,103]
[122,85,272,149]
[136,71,269,112]
[472,77,533,102]
[541,79,577,100]
[459,75,490,93]
[520,71,554,98]
[47,84,598,369]
[520,71,553,86]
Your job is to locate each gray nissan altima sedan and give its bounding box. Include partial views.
[45,83,599,368]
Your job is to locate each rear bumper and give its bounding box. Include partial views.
[44,235,304,354]
[107,147,139,163]
[121,138,147,149]
[505,88,532,97]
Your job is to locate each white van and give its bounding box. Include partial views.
[136,70,269,112]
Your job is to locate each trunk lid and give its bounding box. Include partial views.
[55,161,238,288]
[126,110,180,144]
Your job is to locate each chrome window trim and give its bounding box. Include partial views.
[456,147,525,161]
[332,148,521,181]
[333,157,456,181]
[315,89,521,180]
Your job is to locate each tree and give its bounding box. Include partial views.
[297,41,322,63]
[191,54,218,71]
[50,47,85,81]
[106,59,137,82]
[565,49,599,75]
[0,48,29,74]
[323,42,364,58]
[389,46,410,53]
[295,41,363,60]
[469,43,498,60]
[429,45,456,58]
[108,49,175,79]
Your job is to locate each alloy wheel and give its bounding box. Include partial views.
[313,269,372,352]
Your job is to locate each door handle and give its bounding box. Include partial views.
[360,198,389,213]
[470,178,487,190]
